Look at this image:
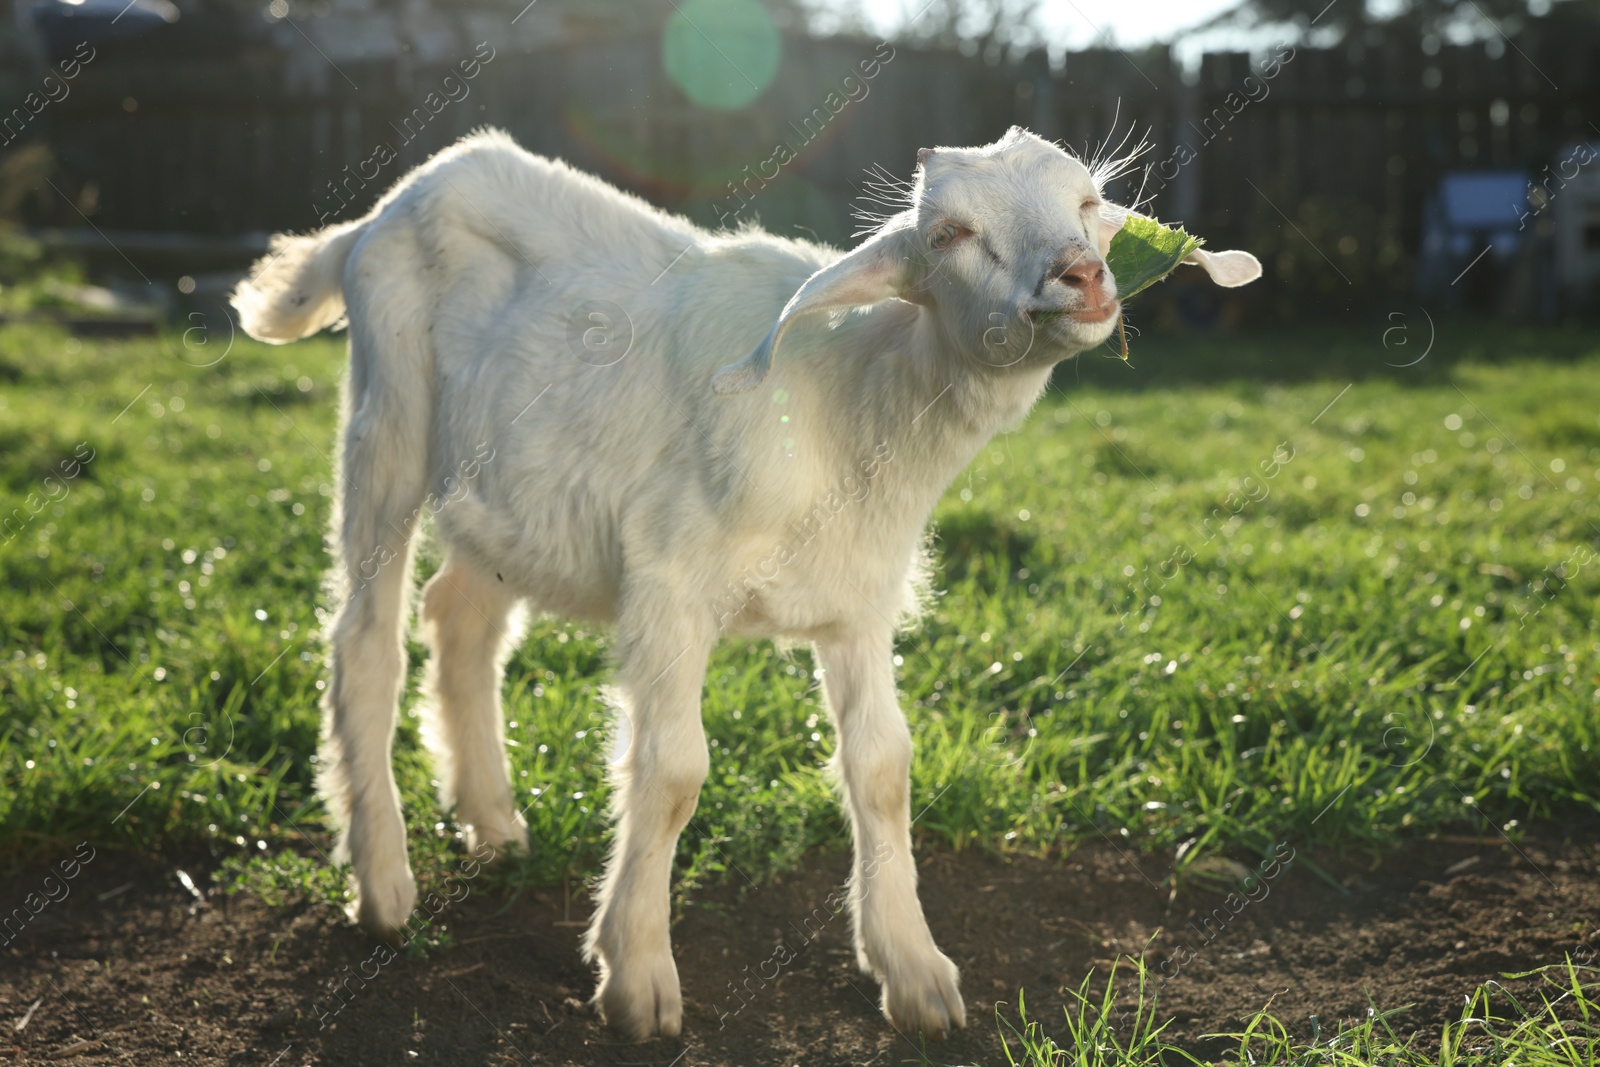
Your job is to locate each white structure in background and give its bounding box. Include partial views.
[1417,170,1528,305]
[1551,141,1600,307]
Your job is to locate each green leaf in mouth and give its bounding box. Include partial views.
[1106,214,1202,302]
[1103,214,1203,360]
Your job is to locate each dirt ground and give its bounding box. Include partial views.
[2,825,1597,1066]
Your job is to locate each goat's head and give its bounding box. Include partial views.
[713,126,1261,395]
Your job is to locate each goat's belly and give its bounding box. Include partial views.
[513,566,621,622]
[435,495,623,623]
[711,559,912,644]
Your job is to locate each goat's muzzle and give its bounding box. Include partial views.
[1050,253,1117,323]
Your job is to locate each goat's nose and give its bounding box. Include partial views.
[1059,259,1107,290]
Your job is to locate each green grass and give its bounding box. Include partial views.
[988,956,1600,1067]
[1,321,1598,912]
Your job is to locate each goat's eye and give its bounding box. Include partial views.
[1081,199,1099,214]
[928,222,966,250]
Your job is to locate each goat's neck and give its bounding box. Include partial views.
[812,303,1054,499]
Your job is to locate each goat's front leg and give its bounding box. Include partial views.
[816,630,965,1036]
[583,607,713,1040]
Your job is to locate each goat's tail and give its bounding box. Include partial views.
[232,221,367,343]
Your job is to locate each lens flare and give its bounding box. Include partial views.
[663,0,780,110]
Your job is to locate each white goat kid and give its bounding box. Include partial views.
[232,125,1260,1041]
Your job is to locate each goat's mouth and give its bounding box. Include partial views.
[1067,302,1119,325]
[1026,302,1120,327]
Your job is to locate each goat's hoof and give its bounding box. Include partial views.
[880,948,965,1038]
[350,863,417,936]
[594,949,683,1040]
[463,810,528,858]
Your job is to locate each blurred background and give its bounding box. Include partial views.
[1,0,1599,334]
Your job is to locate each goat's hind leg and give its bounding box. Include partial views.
[321,411,427,935]
[319,235,433,935]
[419,555,527,856]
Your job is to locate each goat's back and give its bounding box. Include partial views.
[335,132,878,618]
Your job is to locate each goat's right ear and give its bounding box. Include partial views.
[712,223,916,396]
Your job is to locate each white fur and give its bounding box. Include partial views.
[232,125,1258,1040]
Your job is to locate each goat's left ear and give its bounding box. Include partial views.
[1183,247,1262,287]
[1098,205,1263,287]
[1097,205,1128,259]
[713,222,916,396]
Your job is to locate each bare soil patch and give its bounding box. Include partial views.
[2,826,1596,1065]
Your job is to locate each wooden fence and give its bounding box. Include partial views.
[4,13,1599,305]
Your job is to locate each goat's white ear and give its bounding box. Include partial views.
[1183,247,1262,287]
[713,224,916,396]
[1097,205,1129,258]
